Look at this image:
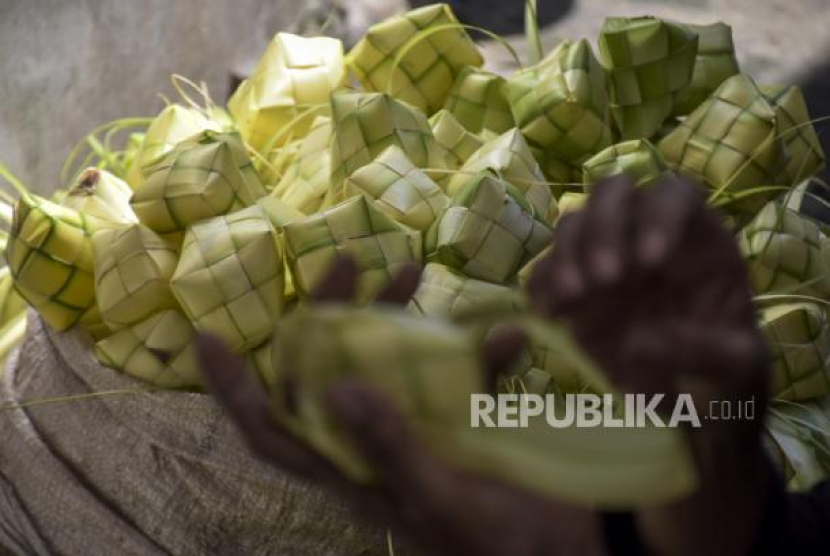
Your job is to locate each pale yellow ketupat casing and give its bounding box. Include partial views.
[229,32,346,155]
[126,104,222,190]
[63,168,138,224]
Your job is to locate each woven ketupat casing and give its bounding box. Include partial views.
[269,305,482,481]
[92,224,179,330]
[343,146,448,232]
[271,116,333,215]
[673,22,740,116]
[739,202,830,299]
[427,172,552,284]
[0,266,26,326]
[228,33,345,153]
[126,104,221,190]
[429,109,484,170]
[583,139,671,190]
[763,85,826,187]
[762,302,830,401]
[330,92,448,185]
[506,39,613,171]
[5,195,105,331]
[409,262,518,319]
[132,131,267,236]
[283,196,421,303]
[348,4,483,114]
[659,74,785,213]
[599,17,698,140]
[94,309,201,388]
[171,204,284,352]
[443,66,513,137]
[63,168,138,224]
[447,129,555,223]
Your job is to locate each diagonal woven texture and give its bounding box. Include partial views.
[447,129,555,222]
[659,74,786,215]
[330,91,448,185]
[94,309,200,387]
[506,39,613,171]
[427,172,552,284]
[283,196,421,303]
[442,66,514,137]
[171,204,284,352]
[126,104,221,190]
[228,33,345,154]
[5,194,105,331]
[132,131,267,235]
[271,116,333,215]
[739,202,830,299]
[348,4,483,114]
[409,262,518,319]
[429,109,484,172]
[599,17,698,140]
[761,302,830,402]
[92,224,179,330]
[673,22,740,116]
[582,139,671,191]
[763,85,826,187]
[344,145,448,232]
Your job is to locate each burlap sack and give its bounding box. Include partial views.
[0,312,400,556]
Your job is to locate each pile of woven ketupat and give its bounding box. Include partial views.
[1,4,828,506]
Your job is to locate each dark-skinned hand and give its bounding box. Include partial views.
[529,175,774,556]
[198,256,607,556]
[200,174,776,556]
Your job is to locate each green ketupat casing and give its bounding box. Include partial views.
[600,17,698,140]
[270,116,334,215]
[442,66,514,137]
[282,196,421,303]
[427,172,552,284]
[428,109,484,171]
[329,91,450,186]
[445,129,556,222]
[739,202,830,300]
[94,309,201,388]
[6,194,108,331]
[763,85,826,187]
[761,302,830,402]
[348,3,484,114]
[659,74,785,217]
[505,39,613,178]
[582,139,671,191]
[131,131,267,236]
[672,22,740,116]
[170,203,285,352]
[126,104,221,190]
[343,145,448,232]
[92,224,179,330]
[408,262,519,319]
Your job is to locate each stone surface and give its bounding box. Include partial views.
[1,0,829,195]
[0,0,305,195]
